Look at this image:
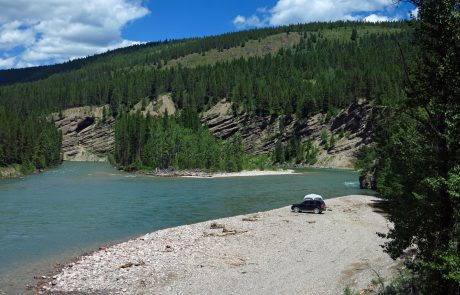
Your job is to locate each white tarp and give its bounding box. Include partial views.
[303,194,323,200]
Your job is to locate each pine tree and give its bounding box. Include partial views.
[350,28,358,42]
[375,1,460,292]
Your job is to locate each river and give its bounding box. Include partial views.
[0,162,372,293]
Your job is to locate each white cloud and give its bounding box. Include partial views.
[0,56,16,69]
[270,0,393,25]
[234,0,398,29]
[0,21,35,50]
[0,0,149,68]
[409,7,419,19]
[233,15,266,29]
[363,14,390,22]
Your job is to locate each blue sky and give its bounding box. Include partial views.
[124,0,279,42]
[0,0,416,69]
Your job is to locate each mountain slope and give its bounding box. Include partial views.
[0,21,413,171]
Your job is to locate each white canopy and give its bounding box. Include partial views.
[303,194,323,200]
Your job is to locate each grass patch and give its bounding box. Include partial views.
[166,32,301,68]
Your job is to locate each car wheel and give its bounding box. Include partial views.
[313,208,320,214]
[293,207,300,213]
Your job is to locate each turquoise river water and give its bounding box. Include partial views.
[0,162,372,293]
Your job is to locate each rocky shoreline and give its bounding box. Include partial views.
[0,165,22,179]
[40,195,399,295]
[0,165,52,180]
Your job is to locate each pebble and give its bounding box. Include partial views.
[49,196,398,294]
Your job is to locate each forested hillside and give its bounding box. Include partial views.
[0,109,62,173]
[0,21,412,173]
[0,22,409,116]
[114,111,244,172]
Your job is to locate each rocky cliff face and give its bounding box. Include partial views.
[130,94,177,117]
[52,106,114,161]
[54,97,373,168]
[202,99,373,169]
[52,95,176,162]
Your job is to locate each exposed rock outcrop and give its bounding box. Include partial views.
[130,94,176,117]
[202,99,373,169]
[310,99,373,168]
[359,171,377,190]
[53,96,373,168]
[53,95,176,162]
[52,106,114,161]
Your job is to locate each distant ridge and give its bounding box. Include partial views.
[0,21,408,86]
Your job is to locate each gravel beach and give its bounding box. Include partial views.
[45,195,398,294]
[140,169,298,178]
[184,169,298,178]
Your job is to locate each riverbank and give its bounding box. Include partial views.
[132,168,298,178]
[0,163,59,180]
[185,169,298,178]
[44,195,398,294]
[0,165,22,179]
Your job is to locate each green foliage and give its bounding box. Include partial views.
[377,269,419,295]
[448,166,460,200]
[343,287,360,295]
[107,154,116,166]
[325,107,339,122]
[328,134,337,151]
[102,106,108,122]
[273,141,285,163]
[354,146,377,173]
[304,139,319,165]
[284,137,303,164]
[222,135,244,172]
[346,269,420,294]
[141,97,148,111]
[0,22,411,178]
[272,137,319,165]
[0,22,410,121]
[320,129,330,150]
[337,128,346,139]
[20,160,35,175]
[243,154,272,170]
[178,107,201,131]
[0,108,62,172]
[373,1,460,293]
[351,28,358,41]
[166,32,300,68]
[114,112,244,172]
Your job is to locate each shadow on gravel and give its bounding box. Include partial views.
[290,211,325,214]
[369,199,389,216]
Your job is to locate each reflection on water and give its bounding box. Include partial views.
[344,181,360,188]
[0,162,372,293]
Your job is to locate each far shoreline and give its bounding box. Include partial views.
[121,167,300,178]
[115,163,358,178]
[182,169,298,178]
[1,161,358,180]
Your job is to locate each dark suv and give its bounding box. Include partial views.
[291,199,326,214]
